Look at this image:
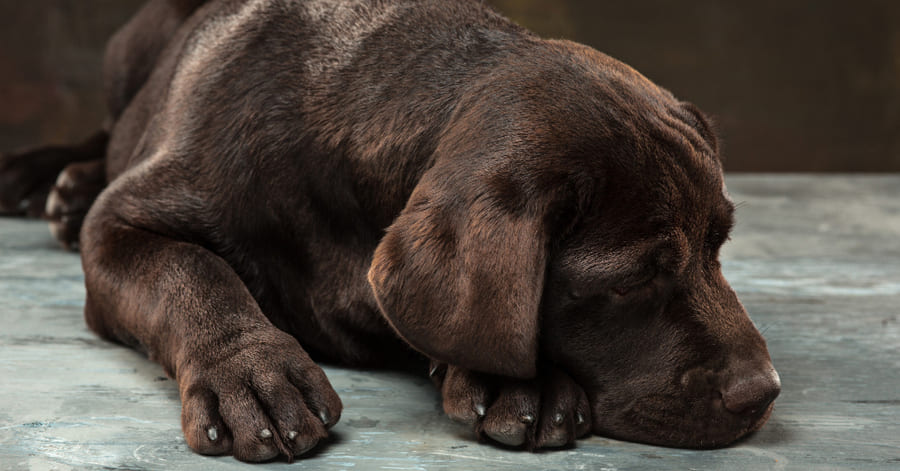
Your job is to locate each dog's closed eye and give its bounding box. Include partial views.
[567,267,658,300]
[610,269,657,297]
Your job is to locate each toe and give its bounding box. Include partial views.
[253,374,327,458]
[288,363,343,430]
[181,387,233,456]
[537,410,573,448]
[482,381,539,448]
[218,389,280,462]
[574,393,592,438]
[536,369,592,448]
[441,367,492,425]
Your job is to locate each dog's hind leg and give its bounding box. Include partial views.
[45,157,107,250]
[0,130,108,219]
[1,1,206,242]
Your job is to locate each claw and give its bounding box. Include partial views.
[552,412,565,426]
[207,426,218,441]
[287,430,298,440]
[575,411,586,425]
[259,428,273,439]
[318,409,330,425]
[519,414,535,425]
[474,404,486,417]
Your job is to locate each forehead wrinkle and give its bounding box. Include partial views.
[644,131,728,254]
[650,115,722,195]
[561,228,693,286]
[664,105,717,158]
[562,237,656,278]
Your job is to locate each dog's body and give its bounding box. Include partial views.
[0,0,780,462]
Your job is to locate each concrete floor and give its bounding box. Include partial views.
[1,174,899,470]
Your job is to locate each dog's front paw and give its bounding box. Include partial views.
[177,329,342,462]
[435,364,592,449]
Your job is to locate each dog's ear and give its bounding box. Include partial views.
[368,155,569,378]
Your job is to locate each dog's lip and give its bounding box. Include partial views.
[746,400,776,434]
[589,394,776,449]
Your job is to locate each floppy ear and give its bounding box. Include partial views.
[367,158,556,378]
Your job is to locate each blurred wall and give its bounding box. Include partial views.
[1,0,898,171]
[0,1,143,150]
[492,0,900,172]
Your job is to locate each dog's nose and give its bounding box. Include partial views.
[721,368,781,417]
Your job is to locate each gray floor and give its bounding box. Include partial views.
[1,174,899,470]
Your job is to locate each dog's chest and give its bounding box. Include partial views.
[224,213,402,365]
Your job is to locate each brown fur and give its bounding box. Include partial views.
[0,0,779,462]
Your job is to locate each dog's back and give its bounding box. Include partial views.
[106,0,529,179]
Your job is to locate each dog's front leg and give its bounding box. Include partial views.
[80,207,341,462]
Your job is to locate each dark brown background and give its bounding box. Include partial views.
[1,0,898,171]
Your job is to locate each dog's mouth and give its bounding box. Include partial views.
[589,393,776,449]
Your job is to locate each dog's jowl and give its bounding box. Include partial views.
[0,0,779,462]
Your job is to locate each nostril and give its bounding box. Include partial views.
[721,369,781,417]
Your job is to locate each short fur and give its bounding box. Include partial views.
[0,0,780,462]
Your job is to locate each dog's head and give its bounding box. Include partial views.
[368,41,779,448]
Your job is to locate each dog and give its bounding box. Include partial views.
[0,0,780,462]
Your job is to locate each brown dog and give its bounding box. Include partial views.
[0,0,780,462]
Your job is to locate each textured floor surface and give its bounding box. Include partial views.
[1,174,899,470]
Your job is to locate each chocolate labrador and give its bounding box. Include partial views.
[0,0,780,462]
